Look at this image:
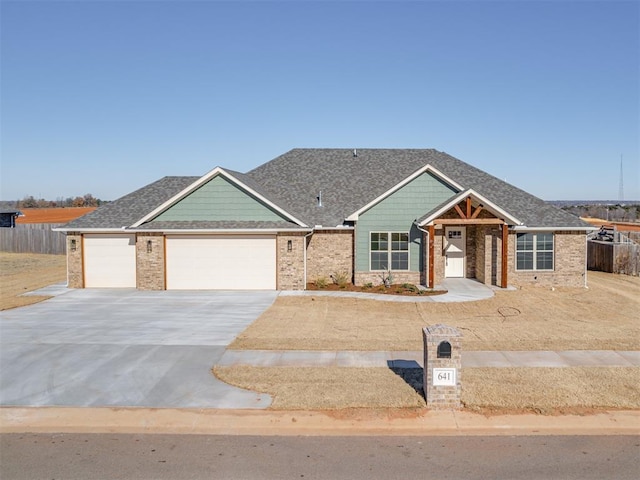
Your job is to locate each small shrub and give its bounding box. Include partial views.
[363,282,373,289]
[331,271,350,287]
[379,270,393,288]
[315,277,328,288]
[402,283,419,293]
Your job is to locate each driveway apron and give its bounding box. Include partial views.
[0,289,277,408]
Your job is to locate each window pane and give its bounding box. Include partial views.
[391,232,408,251]
[371,233,388,251]
[516,233,533,251]
[537,233,553,251]
[371,252,388,270]
[517,251,533,270]
[536,251,553,270]
[391,252,409,270]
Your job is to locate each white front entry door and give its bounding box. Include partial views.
[444,227,465,278]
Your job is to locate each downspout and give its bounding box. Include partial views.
[303,230,314,289]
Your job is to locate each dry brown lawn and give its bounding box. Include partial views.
[224,271,639,412]
[0,252,66,310]
[231,271,640,352]
[214,366,640,413]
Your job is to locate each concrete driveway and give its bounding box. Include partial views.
[0,288,277,408]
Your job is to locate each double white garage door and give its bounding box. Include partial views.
[83,234,276,290]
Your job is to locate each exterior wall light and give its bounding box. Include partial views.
[287,240,292,252]
[70,239,77,252]
[147,240,153,253]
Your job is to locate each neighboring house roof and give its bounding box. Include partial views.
[0,210,23,228]
[59,148,591,231]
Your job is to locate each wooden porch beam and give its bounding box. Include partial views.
[453,204,466,219]
[470,205,484,219]
[433,218,505,225]
[428,225,435,288]
[466,196,472,219]
[501,223,508,288]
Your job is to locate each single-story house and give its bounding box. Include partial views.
[56,148,595,290]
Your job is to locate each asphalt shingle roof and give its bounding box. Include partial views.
[61,149,590,230]
[62,176,198,229]
[246,149,590,229]
[138,220,302,230]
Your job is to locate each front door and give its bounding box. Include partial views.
[444,227,465,278]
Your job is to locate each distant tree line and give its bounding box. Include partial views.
[15,194,105,208]
[561,203,640,222]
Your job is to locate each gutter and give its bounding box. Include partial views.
[511,226,598,232]
[52,227,131,233]
[53,228,314,235]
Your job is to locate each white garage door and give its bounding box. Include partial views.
[166,235,276,290]
[84,234,136,288]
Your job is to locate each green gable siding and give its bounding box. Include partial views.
[153,175,288,222]
[355,171,456,272]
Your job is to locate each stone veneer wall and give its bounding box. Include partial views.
[508,231,587,288]
[277,233,306,290]
[66,233,83,288]
[306,230,353,285]
[136,233,165,290]
[354,271,421,287]
[472,225,504,286]
[473,226,486,284]
[433,229,445,286]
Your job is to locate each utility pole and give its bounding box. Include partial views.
[618,154,624,201]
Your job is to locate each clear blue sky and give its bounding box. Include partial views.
[1,0,638,202]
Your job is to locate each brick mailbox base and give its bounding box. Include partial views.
[423,324,462,409]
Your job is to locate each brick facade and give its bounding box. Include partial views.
[66,233,83,288]
[276,233,306,290]
[508,230,586,288]
[136,233,165,290]
[428,227,585,288]
[306,230,353,285]
[423,324,462,409]
[64,228,587,291]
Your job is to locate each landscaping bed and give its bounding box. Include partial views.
[305,282,446,296]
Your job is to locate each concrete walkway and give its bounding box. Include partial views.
[218,349,640,368]
[281,277,500,302]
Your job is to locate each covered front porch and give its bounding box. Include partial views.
[418,190,521,289]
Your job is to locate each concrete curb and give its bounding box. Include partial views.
[1,407,638,436]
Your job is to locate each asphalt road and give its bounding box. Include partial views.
[2,433,638,479]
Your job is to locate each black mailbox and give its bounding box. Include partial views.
[437,341,452,359]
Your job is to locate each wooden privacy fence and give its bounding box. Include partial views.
[587,240,640,276]
[0,224,66,255]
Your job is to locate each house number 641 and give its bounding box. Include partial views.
[432,368,456,386]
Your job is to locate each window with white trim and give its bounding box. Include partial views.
[370,232,409,270]
[516,232,554,271]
